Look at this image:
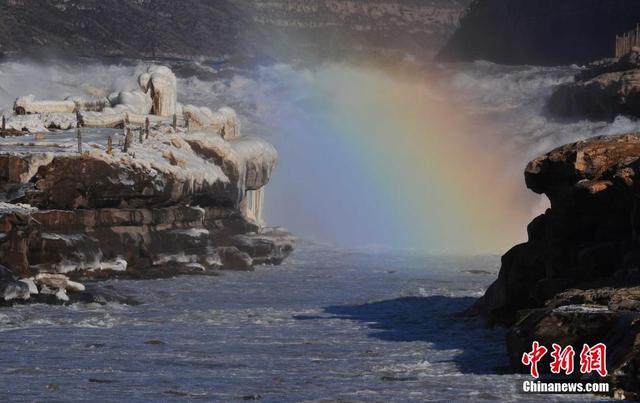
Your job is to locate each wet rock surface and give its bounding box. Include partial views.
[472,132,640,398]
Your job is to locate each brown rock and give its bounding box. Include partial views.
[475,132,640,397]
[0,127,293,280]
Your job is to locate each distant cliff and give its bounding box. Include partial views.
[438,0,640,66]
[0,0,243,60]
[0,0,470,62]
[236,0,471,60]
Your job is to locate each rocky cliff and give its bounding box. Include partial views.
[0,0,243,60]
[473,133,640,398]
[0,0,469,62]
[548,50,640,121]
[438,0,640,66]
[0,65,294,305]
[237,0,471,60]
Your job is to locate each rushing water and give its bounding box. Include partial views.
[1,60,640,251]
[0,60,629,401]
[0,244,603,402]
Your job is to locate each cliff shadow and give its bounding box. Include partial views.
[297,296,510,375]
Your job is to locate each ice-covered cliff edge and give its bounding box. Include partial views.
[0,65,294,304]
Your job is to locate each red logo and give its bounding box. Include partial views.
[579,343,608,377]
[521,341,548,378]
[550,344,575,375]
[521,341,607,378]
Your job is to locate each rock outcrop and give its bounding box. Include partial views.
[472,133,640,398]
[0,66,294,296]
[548,50,640,121]
[0,262,138,305]
[438,0,640,66]
[0,0,470,62]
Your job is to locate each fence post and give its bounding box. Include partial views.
[145,117,150,139]
[107,136,113,155]
[2,115,5,131]
[77,127,82,154]
[172,114,177,130]
[123,127,132,152]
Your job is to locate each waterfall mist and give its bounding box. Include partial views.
[1,60,639,253]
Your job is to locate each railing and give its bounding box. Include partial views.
[616,24,640,57]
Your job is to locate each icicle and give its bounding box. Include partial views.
[245,187,265,227]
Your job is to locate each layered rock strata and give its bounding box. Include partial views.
[0,66,294,304]
[472,133,640,398]
[0,0,471,62]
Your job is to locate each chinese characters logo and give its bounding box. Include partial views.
[521,342,607,378]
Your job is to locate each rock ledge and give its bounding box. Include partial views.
[0,66,294,304]
[473,132,640,398]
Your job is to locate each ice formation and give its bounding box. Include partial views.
[0,65,293,284]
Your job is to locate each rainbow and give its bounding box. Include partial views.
[264,63,539,254]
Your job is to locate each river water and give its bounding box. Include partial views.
[0,244,601,402]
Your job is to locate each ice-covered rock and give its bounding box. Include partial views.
[140,65,177,117]
[0,128,290,279]
[34,273,85,292]
[0,64,293,286]
[6,66,241,138]
[107,90,152,115]
[0,264,29,301]
[19,277,38,294]
[0,280,30,301]
[182,105,239,139]
[3,112,77,132]
[14,95,76,115]
[55,288,69,302]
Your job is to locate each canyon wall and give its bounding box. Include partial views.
[235,0,471,60]
[0,0,470,62]
[438,0,640,66]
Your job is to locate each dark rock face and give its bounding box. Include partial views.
[473,133,640,397]
[476,133,640,323]
[0,0,470,62]
[0,204,294,279]
[0,263,29,301]
[438,0,640,66]
[548,51,640,121]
